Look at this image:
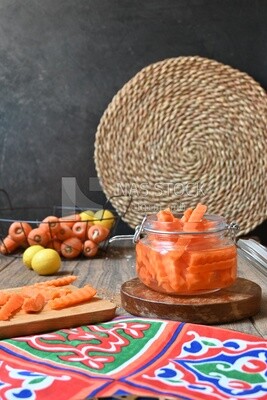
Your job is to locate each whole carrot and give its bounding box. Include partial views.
[8,222,32,244]
[27,228,50,247]
[0,235,20,254]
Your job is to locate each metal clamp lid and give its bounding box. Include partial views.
[228,221,240,242]
[133,215,147,243]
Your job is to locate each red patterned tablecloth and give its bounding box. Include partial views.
[0,316,266,399]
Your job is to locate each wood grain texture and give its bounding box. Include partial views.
[121,277,261,324]
[0,242,266,338]
[0,285,116,339]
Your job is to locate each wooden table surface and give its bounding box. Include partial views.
[0,242,266,338]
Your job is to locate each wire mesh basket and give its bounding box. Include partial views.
[0,190,131,259]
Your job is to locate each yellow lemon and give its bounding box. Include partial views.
[94,209,115,229]
[79,209,95,222]
[31,249,61,275]
[22,245,44,269]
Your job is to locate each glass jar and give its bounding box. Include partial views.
[135,214,238,295]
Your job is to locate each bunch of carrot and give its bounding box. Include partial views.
[136,203,237,294]
[0,214,111,258]
[0,275,97,321]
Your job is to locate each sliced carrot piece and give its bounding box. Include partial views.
[181,208,193,222]
[183,246,237,266]
[0,293,24,320]
[34,275,77,287]
[88,224,109,243]
[0,235,20,254]
[188,203,207,222]
[157,208,175,222]
[0,291,10,306]
[22,293,45,313]
[8,222,32,244]
[48,284,96,310]
[187,257,237,273]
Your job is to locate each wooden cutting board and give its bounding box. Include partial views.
[0,286,116,339]
[121,277,262,324]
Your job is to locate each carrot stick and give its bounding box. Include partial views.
[48,284,96,310]
[0,293,24,320]
[34,275,77,287]
[0,291,10,306]
[181,207,193,222]
[22,293,45,313]
[188,203,207,222]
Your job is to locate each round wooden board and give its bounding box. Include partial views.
[121,277,262,324]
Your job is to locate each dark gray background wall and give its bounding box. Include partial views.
[0,0,266,238]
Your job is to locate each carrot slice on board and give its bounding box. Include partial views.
[22,293,45,313]
[0,291,10,306]
[0,293,24,320]
[48,284,96,310]
[34,275,77,287]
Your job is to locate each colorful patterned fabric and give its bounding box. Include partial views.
[0,316,266,399]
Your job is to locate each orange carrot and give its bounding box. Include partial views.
[181,207,193,222]
[0,293,24,320]
[188,203,207,222]
[39,216,60,235]
[88,224,109,243]
[27,228,50,247]
[0,291,10,306]
[72,221,89,241]
[61,237,83,258]
[8,222,32,244]
[22,293,45,313]
[59,214,81,228]
[20,285,72,301]
[0,235,20,254]
[47,239,62,253]
[83,240,98,257]
[157,208,174,222]
[34,275,77,287]
[48,284,96,310]
[56,223,74,241]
